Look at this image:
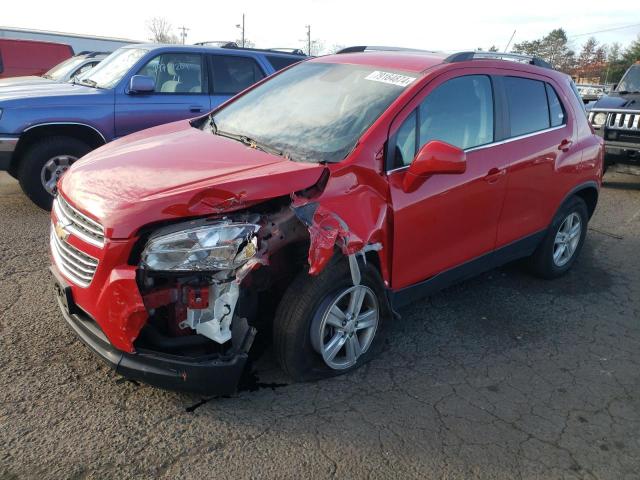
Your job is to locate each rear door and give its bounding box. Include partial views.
[492,74,579,247]
[207,54,266,109]
[114,52,210,137]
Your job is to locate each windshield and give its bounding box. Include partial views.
[617,65,640,93]
[211,62,417,163]
[44,56,86,80]
[78,48,147,89]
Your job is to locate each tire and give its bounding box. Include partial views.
[527,196,589,279]
[17,136,91,210]
[273,257,390,382]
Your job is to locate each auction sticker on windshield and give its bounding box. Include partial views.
[365,71,416,87]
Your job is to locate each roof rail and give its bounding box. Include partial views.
[267,48,306,56]
[193,42,307,57]
[336,45,438,54]
[194,41,238,48]
[75,51,110,57]
[444,51,553,69]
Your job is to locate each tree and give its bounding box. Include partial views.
[577,37,597,70]
[575,37,608,81]
[303,39,325,56]
[608,42,622,63]
[236,38,256,48]
[623,35,640,64]
[512,28,575,72]
[146,17,179,44]
[603,37,640,84]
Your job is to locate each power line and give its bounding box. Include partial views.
[569,22,640,38]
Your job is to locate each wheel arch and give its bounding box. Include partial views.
[10,123,106,176]
[568,182,599,219]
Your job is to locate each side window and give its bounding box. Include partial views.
[568,80,587,114]
[546,83,566,127]
[394,111,417,167]
[210,55,265,94]
[265,55,301,71]
[504,77,549,136]
[137,54,203,94]
[418,75,494,151]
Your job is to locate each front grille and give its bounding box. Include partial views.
[50,228,99,287]
[589,111,640,131]
[607,112,640,130]
[53,195,105,248]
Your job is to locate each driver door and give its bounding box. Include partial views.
[388,73,509,289]
[115,52,210,138]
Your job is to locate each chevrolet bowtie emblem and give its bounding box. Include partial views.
[54,221,70,242]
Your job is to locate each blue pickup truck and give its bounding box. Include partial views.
[0,44,306,209]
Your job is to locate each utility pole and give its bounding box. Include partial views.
[504,29,516,52]
[236,14,245,47]
[178,26,190,45]
[305,24,311,56]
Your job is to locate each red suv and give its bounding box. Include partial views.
[50,48,603,394]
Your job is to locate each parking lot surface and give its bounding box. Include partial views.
[1,170,639,479]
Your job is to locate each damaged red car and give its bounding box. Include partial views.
[50,48,603,394]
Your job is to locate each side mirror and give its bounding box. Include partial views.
[128,75,155,94]
[402,140,466,192]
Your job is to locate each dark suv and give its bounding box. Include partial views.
[51,48,603,395]
[587,62,640,170]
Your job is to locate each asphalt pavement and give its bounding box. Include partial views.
[1,170,638,479]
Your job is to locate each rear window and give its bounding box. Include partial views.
[210,55,265,94]
[266,55,302,71]
[504,77,550,137]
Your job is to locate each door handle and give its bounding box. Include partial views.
[558,139,573,152]
[484,167,506,183]
[189,105,203,113]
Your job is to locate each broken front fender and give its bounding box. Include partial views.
[292,165,392,283]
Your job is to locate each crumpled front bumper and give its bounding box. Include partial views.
[52,267,251,395]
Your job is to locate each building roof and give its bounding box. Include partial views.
[0,26,141,43]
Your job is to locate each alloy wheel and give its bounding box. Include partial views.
[311,285,379,370]
[553,212,582,267]
[40,155,77,196]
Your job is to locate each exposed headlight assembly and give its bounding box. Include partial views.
[593,112,607,126]
[141,222,260,271]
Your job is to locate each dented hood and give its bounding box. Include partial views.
[60,120,325,239]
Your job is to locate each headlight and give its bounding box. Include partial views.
[141,222,259,271]
[593,112,607,126]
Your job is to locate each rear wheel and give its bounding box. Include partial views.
[527,196,588,279]
[18,136,91,210]
[273,258,389,382]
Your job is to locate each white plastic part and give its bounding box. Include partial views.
[183,282,239,344]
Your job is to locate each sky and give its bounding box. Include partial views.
[3,0,640,54]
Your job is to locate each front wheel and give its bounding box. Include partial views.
[527,196,589,279]
[273,258,389,382]
[17,136,91,210]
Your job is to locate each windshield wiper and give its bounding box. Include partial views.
[78,78,97,88]
[214,128,288,158]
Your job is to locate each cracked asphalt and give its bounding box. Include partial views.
[1,170,639,479]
